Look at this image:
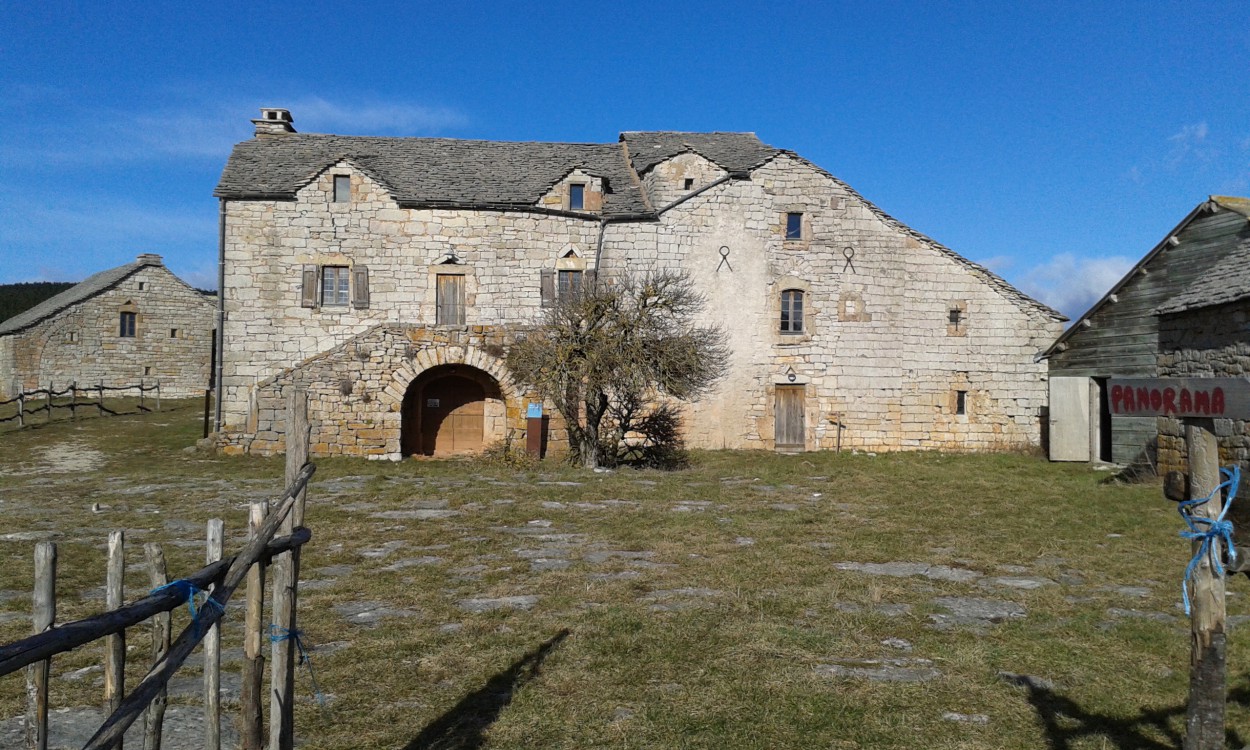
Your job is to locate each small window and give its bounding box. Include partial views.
[333,175,351,203]
[949,307,963,328]
[119,311,136,338]
[780,289,804,334]
[785,212,803,240]
[683,178,695,190]
[955,390,968,415]
[144,366,152,376]
[321,266,350,306]
[170,328,178,338]
[558,270,583,299]
[436,274,466,325]
[64,331,78,344]
[569,183,585,210]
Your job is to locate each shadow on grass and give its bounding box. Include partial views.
[1016,678,1250,749]
[401,629,570,750]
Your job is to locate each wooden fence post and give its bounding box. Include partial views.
[1185,421,1226,750]
[139,380,145,412]
[70,381,77,422]
[98,381,105,417]
[25,542,56,750]
[143,544,170,750]
[155,380,161,412]
[45,384,52,424]
[271,388,309,750]
[104,531,125,750]
[17,392,24,429]
[242,501,268,750]
[205,519,224,750]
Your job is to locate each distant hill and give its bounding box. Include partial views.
[0,282,77,325]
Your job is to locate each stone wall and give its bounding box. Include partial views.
[219,152,1060,457]
[219,160,601,431]
[642,152,730,208]
[218,323,556,459]
[603,154,1060,451]
[0,264,215,399]
[1157,299,1250,474]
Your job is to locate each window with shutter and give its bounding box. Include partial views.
[321,266,350,306]
[558,269,583,299]
[436,274,465,325]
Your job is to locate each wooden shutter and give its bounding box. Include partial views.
[540,269,555,307]
[301,265,318,308]
[437,274,465,325]
[352,265,370,309]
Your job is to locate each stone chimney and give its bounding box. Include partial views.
[136,253,163,266]
[251,108,295,136]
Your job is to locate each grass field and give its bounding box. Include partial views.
[1,402,1249,748]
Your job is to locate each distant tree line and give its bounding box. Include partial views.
[0,282,76,324]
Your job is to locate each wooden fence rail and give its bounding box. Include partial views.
[3,389,313,750]
[0,380,162,428]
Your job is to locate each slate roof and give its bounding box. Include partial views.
[215,135,654,217]
[1,257,159,336]
[620,131,780,175]
[1155,198,1250,314]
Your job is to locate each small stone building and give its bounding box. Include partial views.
[213,108,1064,459]
[1043,196,1250,469]
[0,254,216,399]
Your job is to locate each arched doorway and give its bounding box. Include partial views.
[401,364,505,456]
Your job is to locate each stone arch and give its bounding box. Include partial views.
[401,364,504,456]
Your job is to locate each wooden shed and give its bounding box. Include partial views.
[1042,196,1250,468]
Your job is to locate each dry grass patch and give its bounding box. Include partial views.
[1,404,1248,748]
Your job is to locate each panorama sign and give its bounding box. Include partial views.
[1107,378,1250,419]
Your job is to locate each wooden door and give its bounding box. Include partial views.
[436,274,465,325]
[420,376,485,455]
[775,385,806,452]
[1049,376,1091,461]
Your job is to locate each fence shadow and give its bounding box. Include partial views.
[1015,678,1250,749]
[401,629,570,750]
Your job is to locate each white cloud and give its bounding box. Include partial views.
[1017,252,1136,321]
[0,91,469,168]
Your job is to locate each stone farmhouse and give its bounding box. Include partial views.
[212,108,1064,459]
[0,254,216,400]
[1043,196,1250,471]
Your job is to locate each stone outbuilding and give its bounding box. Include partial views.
[1042,196,1250,470]
[0,254,216,399]
[212,108,1064,459]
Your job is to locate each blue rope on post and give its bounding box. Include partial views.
[270,625,327,706]
[151,579,225,634]
[1178,465,1240,616]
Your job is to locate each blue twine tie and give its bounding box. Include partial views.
[151,579,225,634]
[1178,465,1240,615]
[270,625,327,706]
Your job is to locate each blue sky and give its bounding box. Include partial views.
[2,2,1247,321]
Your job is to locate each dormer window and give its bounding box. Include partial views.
[569,184,585,211]
[333,175,351,203]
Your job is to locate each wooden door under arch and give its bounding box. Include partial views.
[418,375,486,455]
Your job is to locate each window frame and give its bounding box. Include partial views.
[333,175,351,203]
[785,212,803,241]
[779,289,805,335]
[119,311,136,338]
[568,183,586,211]
[955,390,968,415]
[320,265,351,307]
[557,269,583,300]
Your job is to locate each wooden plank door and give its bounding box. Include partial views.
[775,385,806,452]
[421,376,485,455]
[1048,376,1091,461]
[436,274,465,325]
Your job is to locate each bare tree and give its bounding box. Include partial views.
[506,270,729,469]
